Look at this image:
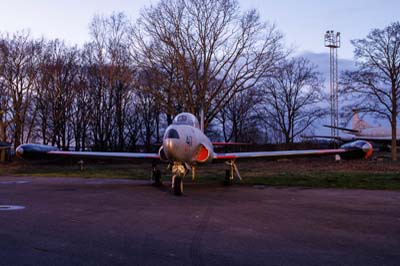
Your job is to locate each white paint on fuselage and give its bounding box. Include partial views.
[356,127,400,138]
[163,124,214,164]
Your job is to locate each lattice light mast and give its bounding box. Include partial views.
[324,30,340,138]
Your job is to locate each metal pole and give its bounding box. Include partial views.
[325,30,340,139]
[335,46,339,137]
[330,47,334,137]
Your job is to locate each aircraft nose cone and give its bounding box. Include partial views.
[362,142,373,159]
[362,143,371,152]
[163,138,177,158]
[15,146,24,158]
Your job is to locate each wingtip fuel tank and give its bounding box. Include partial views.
[15,144,59,160]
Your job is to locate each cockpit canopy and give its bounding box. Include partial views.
[172,113,200,129]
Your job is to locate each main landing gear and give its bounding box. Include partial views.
[151,163,162,187]
[224,160,242,186]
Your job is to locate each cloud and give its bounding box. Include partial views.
[299,51,357,79]
[297,52,360,129]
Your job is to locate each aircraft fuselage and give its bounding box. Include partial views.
[357,127,400,138]
[161,124,214,164]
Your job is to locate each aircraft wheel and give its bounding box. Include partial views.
[173,177,183,196]
[224,170,233,186]
[153,169,162,186]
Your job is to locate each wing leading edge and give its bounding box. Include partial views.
[214,148,346,160]
[214,140,374,161]
[49,151,159,160]
[15,144,159,161]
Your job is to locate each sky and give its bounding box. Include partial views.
[0,0,398,130]
[0,0,399,59]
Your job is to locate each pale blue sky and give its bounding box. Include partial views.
[0,0,399,59]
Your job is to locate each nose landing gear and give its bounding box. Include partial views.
[171,162,187,196]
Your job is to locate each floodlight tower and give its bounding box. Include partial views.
[324,30,341,138]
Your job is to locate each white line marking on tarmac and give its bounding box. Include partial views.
[0,181,30,185]
[0,205,26,211]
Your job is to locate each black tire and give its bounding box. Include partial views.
[173,177,183,196]
[224,170,233,186]
[153,169,162,186]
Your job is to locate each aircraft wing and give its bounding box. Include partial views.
[302,135,356,141]
[352,136,395,141]
[213,140,373,161]
[15,144,159,161]
[305,134,399,143]
[212,142,250,146]
[214,149,345,160]
[49,151,159,160]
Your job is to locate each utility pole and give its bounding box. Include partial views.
[324,30,341,138]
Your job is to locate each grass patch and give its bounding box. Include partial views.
[2,159,400,190]
[241,171,400,190]
[5,162,153,180]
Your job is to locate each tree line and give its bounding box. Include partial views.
[0,0,326,151]
[0,0,399,159]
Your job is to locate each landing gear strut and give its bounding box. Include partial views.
[173,176,183,195]
[171,162,186,196]
[224,160,242,186]
[224,170,232,186]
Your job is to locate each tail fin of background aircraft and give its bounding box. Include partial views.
[352,111,372,130]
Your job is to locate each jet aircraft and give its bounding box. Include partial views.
[308,112,400,146]
[325,112,400,141]
[16,112,374,196]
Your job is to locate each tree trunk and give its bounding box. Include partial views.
[391,84,397,161]
[0,117,6,163]
[391,114,397,161]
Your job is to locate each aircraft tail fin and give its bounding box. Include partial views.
[352,111,372,130]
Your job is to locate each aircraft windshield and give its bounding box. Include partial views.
[172,113,200,129]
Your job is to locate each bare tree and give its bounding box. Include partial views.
[260,57,325,144]
[135,91,159,151]
[35,39,79,149]
[124,99,142,151]
[86,13,134,151]
[130,0,285,128]
[217,88,261,142]
[129,40,182,125]
[342,22,400,160]
[0,31,41,148]
[0,40,11,143]
[71,63,92,151]
[0,66,11,162]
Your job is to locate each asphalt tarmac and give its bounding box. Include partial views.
[0,176,399,266]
